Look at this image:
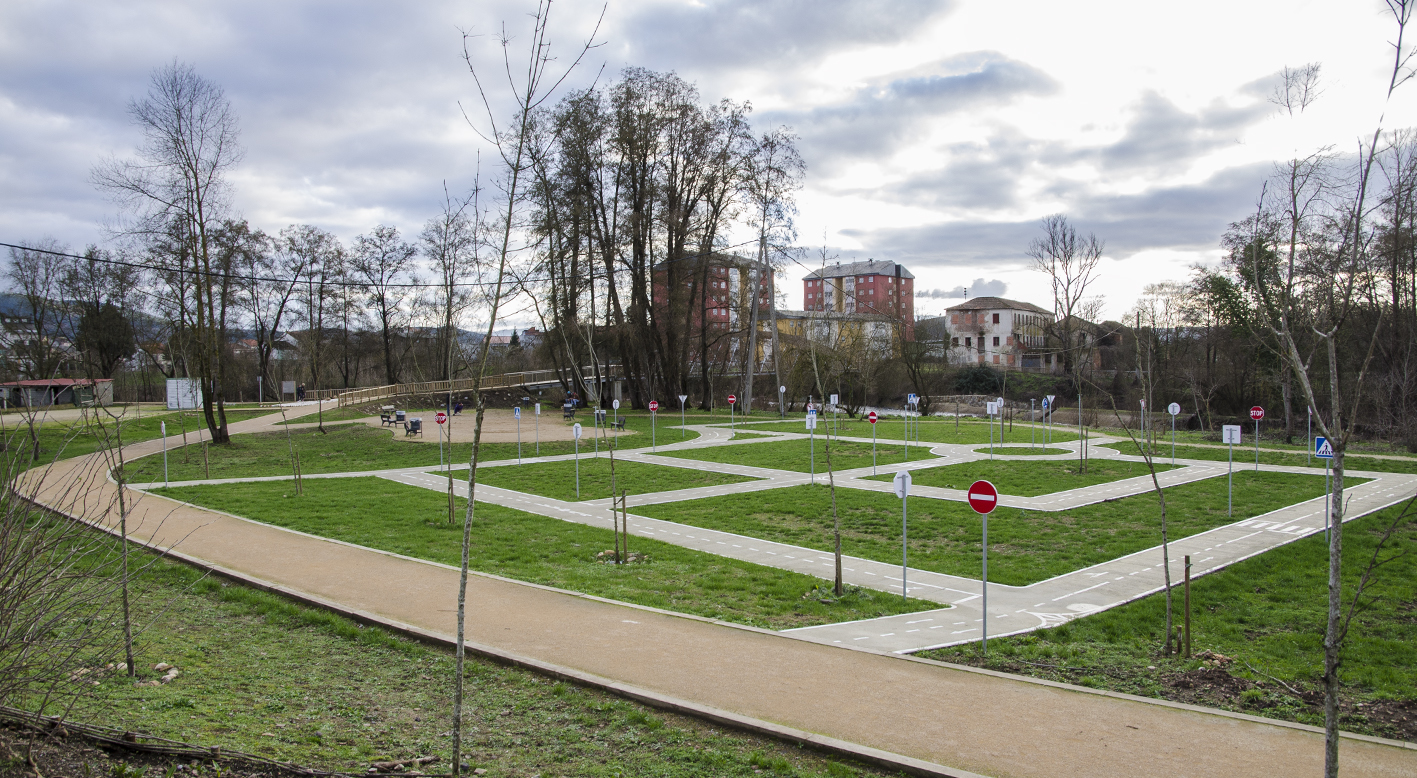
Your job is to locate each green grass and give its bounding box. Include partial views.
[656,437,941,473]
[1,407,276,470]
[65,547,894,776]
[153,477,935,629]
[738,417,1077,445]
[863,458,1178,497]
[459,458,759,502]
[1099,440,1417,474]
[276,405,374,424]
[918,503,1417,741]
[125,423,703,482]
[635,472,1337,586]
[969,446,1074,457]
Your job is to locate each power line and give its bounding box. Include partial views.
[0,238,763,291]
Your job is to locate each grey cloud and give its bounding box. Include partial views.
[842,162,1269,270]
[614,1,954,74]
[1057,91,1269,176]
[917,278,1006,298]
[773,53,1057,172]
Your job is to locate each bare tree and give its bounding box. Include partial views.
[1028,214,1105,382]
[92,61,244,443]
[284,225,343,426]
[450,4,602,774]
[5,239,69,380]
[742,128,804,415]
[421,185,480,383]
[1246,5,1415,774]
[349,225,417,385]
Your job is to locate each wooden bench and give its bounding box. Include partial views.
[612,416,627,431]
[404,419,423,436]
[380,413,396,426]
[562,405,576,420]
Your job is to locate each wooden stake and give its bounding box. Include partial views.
[1184,554,1192,658]
[622,488,629,563]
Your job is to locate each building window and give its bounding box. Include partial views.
[993,355,1000,364]
[993,337,1000,347]
[951,337,959,346]
[965,337,972,348]
[1005,336,1013,346]
[993,313,1000,324]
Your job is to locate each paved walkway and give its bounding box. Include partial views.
[24,406,1417,777]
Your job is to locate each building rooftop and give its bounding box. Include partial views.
[803,260,914,281]
[945,296,1051,315]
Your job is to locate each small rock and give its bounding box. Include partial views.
[474,769,487,775]
[1146,665,1156,670]
[153,663,173,672]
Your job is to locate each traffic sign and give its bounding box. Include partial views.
[805,409,818,430]
[893,470,912,499]
[779,385,786,394]
[907,393,918,406]
[868,411,878,424]
[1045,394,1055,405]
[514,407,521,419]
[1140,399,1146,409]
[727,394,737,405]
[573,423,583,439]
[1250,406,1265,421]
[435,412,447,425]
[648,400,659,412]
[1041,398,1049,409]
[986,401,998,415]
[1168,402,1181,416]
[1222,424,1242,444]
[1315,436,1334,459]
[830,393,839,405]
[613,399,620,410]
[967,480,999,514]
[678,394,688,404]
[996,396,1005,407]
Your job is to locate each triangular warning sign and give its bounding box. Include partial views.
[1315,437,1334,458]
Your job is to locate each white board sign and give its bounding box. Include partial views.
[830,394,839,405]
[893,470,912,499]
[986,402,998,415]
[573,423,583,439]
[281,380,296,395]
[1168,402,1181,416]
[165,378,202,410]
[806,410,818,430]
[1222,424,1243,445]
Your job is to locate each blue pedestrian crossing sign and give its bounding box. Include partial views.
[1314,436,1334,459]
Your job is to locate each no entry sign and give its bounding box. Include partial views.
[648,400,659,412]
[967,480,999,514]
[435,412,447,425]
[1250,406,1265,421]
[727,394,736,405]
[868,411,878,424]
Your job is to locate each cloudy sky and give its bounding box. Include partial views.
[2,0,1412,325]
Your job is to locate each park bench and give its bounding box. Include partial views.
[562,404,576,420]
[380,405,398,426]
[405,418,423,436]
[612,416,627,431]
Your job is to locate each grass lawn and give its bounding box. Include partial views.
[1098,440,1417,475]
[61,549,894,776]
[276,405,374,424]
[862,458,1179,497]
[461,458,759,502]
[2,407,276,471]
[153,477,935,629]
[738,418,1077,445]
[656,437,941,473]
[918,503,1417,742]
[125,423,702,482]
[634,472,1336,586]
[969,446,1074,457]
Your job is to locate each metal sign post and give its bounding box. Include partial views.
[612,399,621,449]
[573,422,583,498]
[806,408,818,481]
[967,479,998,653]
[514,406,522,462]
[1031,399,1036,452]
[893,470,912,600]
[678,394,688,439]
[1167,403,1181,465]
[1307,408,1312,465]
[728,394,736,433]
[436,411,447,467]
[161,420,168,487]
[1250,406,1264,471]
[830,394,839,438]
[986,401,997,460]
[869,411,879,475]
[1139,398,1146,455]
[778,385,786,418]
[1046,394,1055,447]
[1315,436,1334,541]
[649,400,659,451]
[904,401,911,462]
[535,403,540,456]
[1222,424,1242,516]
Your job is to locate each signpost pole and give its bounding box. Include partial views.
[982,511,988,653]
[904,403,909,463]
[1326,459,1331,543]
[893,470,912,602]
[516,408,522,463]
[873,419,878,476]
[1171,412,1176,465]
[161,420,168,487]
[966,480,997,654]
[1255,417,1260,471]
[574,423,582,499]
[779,385,786,419]
[1228,439,1234,517]
[439,414,445,467]
[652,409,656,451]
[988,403,995,461]
[535,403,540,456]
[809,410,816,482]
[1307,408,1312,465]
[1031,399,1036,452]
[679,394,688,439]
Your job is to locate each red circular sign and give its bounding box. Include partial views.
[648,400,659,412]
[868,411,878,424]
[435,412,447,425]
[727,394,737,405]
[967,480,999,514]
[1250,406,1265,421]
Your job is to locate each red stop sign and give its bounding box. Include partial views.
[435,412,447,425]
[868,411,878,424]
[727,394,737,405]
[967,480,999,514]
[1250,406,1265,421]
[648,400,659,412]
